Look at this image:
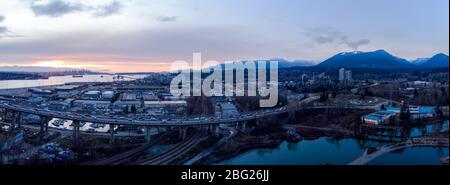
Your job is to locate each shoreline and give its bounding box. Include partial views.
[201,119,448,165]
[199,125,354,165]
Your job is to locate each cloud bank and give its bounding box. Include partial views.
[0,15,7,34]
[93,1,123,17]
[30,0,123,17]
[306,27,371,50]
[155,16,178,23]
[31,0,85,17]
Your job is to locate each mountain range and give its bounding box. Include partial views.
[271,58,316,68]
[316,50,449,69]
[1,50,448,73]
[410,57,430,65]
[417,53,449,68]
[216,50,448,70]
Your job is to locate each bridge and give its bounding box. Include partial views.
[1,92,387,148]
[0,94,386,128]
[0,95,319,127]
[0,95,320,145]
[349,137,449,165]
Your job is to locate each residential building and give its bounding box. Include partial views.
[339,68,353,82]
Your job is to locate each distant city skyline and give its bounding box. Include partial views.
[0,0,448,72]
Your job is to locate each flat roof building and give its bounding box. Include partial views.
[82,91,101,100]
[362,106,437,125]
[73,100,111,110]
[113,101,142,112]
[142,94,159,101]
[55,85,83,91]
[101,91,115,100]
[121,93,137,101]
[144,100,187,108]
[361,110,396,125]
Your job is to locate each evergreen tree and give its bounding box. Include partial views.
[131,105,137,113]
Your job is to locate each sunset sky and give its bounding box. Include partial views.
[0,0,448,72]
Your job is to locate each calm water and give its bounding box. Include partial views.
[368,147,448,165]
[217,138,448,165]
[0,74,148,89]
[217,121,449,165]
[218,138,365,165]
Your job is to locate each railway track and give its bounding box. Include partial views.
[135,130,204,165]
[83,132,176,165]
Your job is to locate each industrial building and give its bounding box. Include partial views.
[48,100,72,111]
[361,110,396,125]
[101,91,115,100]
[73,100,111,110]
[362,106,437,125]
[113,101,142,112]
[120,92,137,101]
[54,85,84,91]
[144,100,187,109]
[82,91,101,100]
[408,106,436,119]
[142,93,159,101]
[144,100,186,115]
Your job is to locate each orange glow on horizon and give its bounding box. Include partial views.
[28,60,176,73]
[31,60,104,69]
[2,56,224,73]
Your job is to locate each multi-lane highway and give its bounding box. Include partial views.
[0,95,320,127]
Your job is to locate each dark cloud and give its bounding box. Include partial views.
[31,0,85,17]
[155,16,178,22]
[0,15,8,34]
[94,1,123,17]
[0,26,292,63]
[345,39,370,50]
[30,0,123,18]
[306,27,343,44]
[0,27,7,34]
[306,27,370,50]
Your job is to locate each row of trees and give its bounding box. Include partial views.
[122,105,138,114]
[186,95,215,116]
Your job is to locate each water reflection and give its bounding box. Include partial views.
[0,74,148,89]
[217,121,449,165]
[368,147,448,165]
[286,142,298,151]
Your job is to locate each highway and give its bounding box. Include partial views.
[0,95,320,127]
[1,91,386,129]
[0,81,382,128]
